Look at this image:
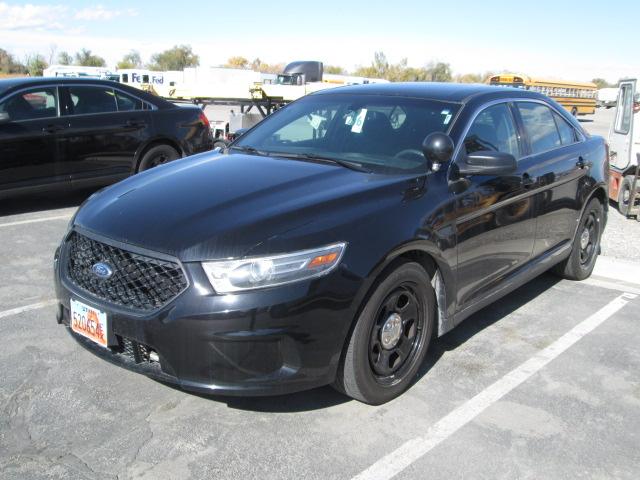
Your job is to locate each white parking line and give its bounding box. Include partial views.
[352,292,636,480]
[0,299,57,319]
[0,214,72,228]
[583,277,640,295]
[593,256,639,286]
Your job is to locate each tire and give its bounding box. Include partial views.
[552,198,604,281]
[333,261,436,404]
[138,144,180,172]
[617,176,636,217]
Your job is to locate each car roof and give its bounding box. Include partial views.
[0,76,171,106]
[313,82,542,103]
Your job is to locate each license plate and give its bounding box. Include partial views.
[70,298,108,348]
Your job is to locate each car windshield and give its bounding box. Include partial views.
[233,93,461,174]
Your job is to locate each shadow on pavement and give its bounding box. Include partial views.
[0,188,99,217]
[418,272,562,378]
[193,273,563,412]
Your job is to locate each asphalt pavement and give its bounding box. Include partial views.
[1,108,640,480]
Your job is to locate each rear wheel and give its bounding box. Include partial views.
[617,176,637,217]
[553,198,603,280]
[333,261,435,404]
[138,144,180,172]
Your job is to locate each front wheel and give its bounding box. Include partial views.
[552,198,604,280]
[333,261,435,404]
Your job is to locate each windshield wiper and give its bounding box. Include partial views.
[228,145,268,156]
[269,152,372,173]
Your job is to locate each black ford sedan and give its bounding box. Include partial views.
[54,83,608,404]
[0,77,213,197]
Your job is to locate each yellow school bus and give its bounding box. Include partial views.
[488,74,597,116]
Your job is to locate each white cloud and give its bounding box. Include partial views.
[74,5,137,21]
[0,2,67,30]
[0,2,137,30]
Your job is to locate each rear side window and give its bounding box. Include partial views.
[67,86,117,115]
[0,88,57,121]
[517,102,561,154]
[552,111,577,145]
[464,103,520,158]
[115,90,144,111]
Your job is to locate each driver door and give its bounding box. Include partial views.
[453,102,536,314]
[609,80,637,170]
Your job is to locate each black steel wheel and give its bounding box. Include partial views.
[578,210,600,267]
[368,283,425,383]
[552,198,604,281]
[138,144,180,172]
[333,261,436,404]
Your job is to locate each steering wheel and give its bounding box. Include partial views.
[394,149,423,160]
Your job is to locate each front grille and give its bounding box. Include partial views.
[119,337,158,364]
[65,231,188,311]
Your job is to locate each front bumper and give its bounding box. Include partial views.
[54,241,361,397]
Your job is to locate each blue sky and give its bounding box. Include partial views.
[1,0,637,82]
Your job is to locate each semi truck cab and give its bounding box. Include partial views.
[608,78,640,217]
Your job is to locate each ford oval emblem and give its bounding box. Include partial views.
[91,262,113,279]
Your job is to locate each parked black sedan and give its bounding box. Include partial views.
[54,83,608,404]
[0,77,213,197]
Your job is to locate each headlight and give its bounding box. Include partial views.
[202,242,346,293]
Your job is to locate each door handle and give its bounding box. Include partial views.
[521,172,534,188]
[42,124,64,134]
[576,157,592,169]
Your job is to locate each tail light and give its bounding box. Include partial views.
[198,112,210,129]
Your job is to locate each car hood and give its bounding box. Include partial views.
[73,152,410,261]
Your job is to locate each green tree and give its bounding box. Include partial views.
[25,54,48,76]
[150,45,199,71]
[591,78,612,89]
[0,48,26,74]
[455,73,483,83]
[325,65,347,75]
[117,50,142,69]
[426,62,452,82]
[225,56,249,69]
[75,49,106,67]
[57,51,73,65]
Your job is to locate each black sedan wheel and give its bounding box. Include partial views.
[553,198,603,280]
[334,261,435,404]
[138,144,180,172]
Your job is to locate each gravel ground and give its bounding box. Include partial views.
[580,108,640,262]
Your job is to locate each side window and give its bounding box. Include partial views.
[615,83,633,134]
[464,103,520,158]
[67,86,117,115]
[552,111,577,145]
[0,88,57,121]
[517,102,561,154]
[115,91,144,111]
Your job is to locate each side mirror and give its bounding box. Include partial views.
[422,132,454,171]
[0,112,10,124]
[458,151,517,176]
